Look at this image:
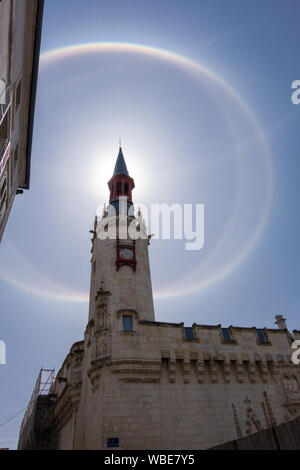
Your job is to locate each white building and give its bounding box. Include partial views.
[0,0,44,241]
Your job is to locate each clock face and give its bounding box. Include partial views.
[119,248,134,260]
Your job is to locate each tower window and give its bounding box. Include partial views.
[122,315,133,332]
[222,328,233,342]
[184,327,194,339]
[256,329,268,344]
[117,181,122,193]
[124,182,128,194]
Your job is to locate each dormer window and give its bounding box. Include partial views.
[184,327,194,339]
[256,328,268,344]
[222,328,232,342]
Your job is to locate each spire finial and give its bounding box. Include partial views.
[119,138,121,148]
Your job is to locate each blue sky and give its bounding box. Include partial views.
[1,0,300,449]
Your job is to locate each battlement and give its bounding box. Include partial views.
[51,315,297,397]
[111,315,294,360]
[43,313,300,450]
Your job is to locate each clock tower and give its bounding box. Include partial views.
[88,147,155,324]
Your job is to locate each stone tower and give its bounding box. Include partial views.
[88,147,155,324]
[18,147,300,451]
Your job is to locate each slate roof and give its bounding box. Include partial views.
[113,147,129,176]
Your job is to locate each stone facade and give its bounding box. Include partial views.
[88,236,155,324]
[18,149,300,449]
[48,319,300,449]
[0,0,44,242]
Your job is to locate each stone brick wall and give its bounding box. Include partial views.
[21,218,300,450]
[49,317,300,450]
[88,236,155,323]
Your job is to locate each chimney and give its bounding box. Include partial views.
[275,315,287,330]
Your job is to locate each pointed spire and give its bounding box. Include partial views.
[113,147,129,176]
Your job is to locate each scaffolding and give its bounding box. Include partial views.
[37,368,55,395]
[19,368,55,437]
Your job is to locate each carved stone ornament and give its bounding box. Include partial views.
[87,366,101,394]
[244,396,261,435]
[92,333,111,363]
[282,374,300,403]
[95,303,109,332]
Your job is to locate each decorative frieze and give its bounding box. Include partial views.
[189,350,198,361]
[183,358,191,383]
[168,358,176,383]
[110,359,161,384]
[161,349,170,359]
[175,350,184,360]
[196,359,205,384]
[223,360,231,383]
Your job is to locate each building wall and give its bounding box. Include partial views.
[50,318,300,450]
[17,178,300,449]
[57,418,73,450]
[89,235,155,323]
[0,0,11,84]
[0,0,43,242]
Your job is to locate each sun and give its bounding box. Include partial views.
[85,144,150,214]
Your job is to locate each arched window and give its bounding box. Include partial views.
[124,182,128,194]
[117,181,122,193]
